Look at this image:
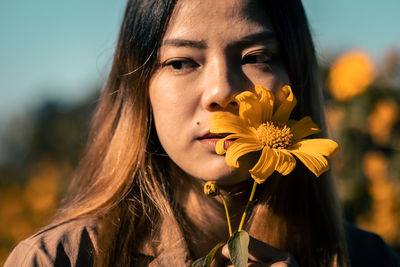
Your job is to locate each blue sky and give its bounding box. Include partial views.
[0,0,127,125]
[1,0,399,126]
[303,0,400,61]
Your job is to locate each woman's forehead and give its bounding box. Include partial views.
[164,0,273,43]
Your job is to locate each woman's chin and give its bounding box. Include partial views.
[197,165,252,186]
[170,153,255,186]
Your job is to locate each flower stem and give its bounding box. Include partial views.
[238,181,258,232]
[218,193,233,236]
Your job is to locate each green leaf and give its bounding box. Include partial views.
[191,256,206,267]
[205,242,225,266]
[227,230,249,267]
[191,242,226,267]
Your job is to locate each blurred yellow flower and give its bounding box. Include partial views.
[25,176,58,213]
[0,160,70,265]
[360,151,399,243]
[0,186,33,243]
[368,99,398,145]
[329,50,375,102]
[24,161,62,213]
[210,85,339,184]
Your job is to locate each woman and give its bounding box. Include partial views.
[5,0,399,266]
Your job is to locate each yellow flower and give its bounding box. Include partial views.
[210,85,339,184]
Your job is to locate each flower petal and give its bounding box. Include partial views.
[249,147,277,183]
[274,149,297,176]
[272,85,297,123]
[210,112,253,136]
[216,138,227,154]
[225,138,264,168]
[290,116,321,140]
[289,138,339,158]
[288,138,339,177]
[215,133,257,155]
[288,150,329,177]
[255,85,274,122]
[236,91,262,126]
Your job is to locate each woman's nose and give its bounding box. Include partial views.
[202,86,239,112]
[201,60,244,112]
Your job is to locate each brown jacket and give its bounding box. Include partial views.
[4,215,191,267]
[4,218,400,266]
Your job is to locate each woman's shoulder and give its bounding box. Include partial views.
[4,217,98,267]
[344,222,400,267]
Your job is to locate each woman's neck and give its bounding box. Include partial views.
[172,167,255,258]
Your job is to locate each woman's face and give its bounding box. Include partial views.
[149,0,289,185]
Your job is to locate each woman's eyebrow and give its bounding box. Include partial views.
[162,39,208,49]
[230,31,277,48]
[162,31,276,50]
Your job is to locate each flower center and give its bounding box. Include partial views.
[256,122,293,149]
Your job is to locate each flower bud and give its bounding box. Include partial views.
[204,181,220,197]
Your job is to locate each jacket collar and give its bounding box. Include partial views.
[138,214,192,266]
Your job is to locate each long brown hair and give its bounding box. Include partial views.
[51,0,348,266]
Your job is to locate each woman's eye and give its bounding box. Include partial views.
[242,53,272,65]
[162,59,199,72]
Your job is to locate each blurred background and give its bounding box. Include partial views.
[0,0,399,264]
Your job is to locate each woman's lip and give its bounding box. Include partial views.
[198,132,230,139]
[198,138,234,152]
